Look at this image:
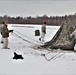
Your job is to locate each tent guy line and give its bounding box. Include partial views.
[14,30,43,44]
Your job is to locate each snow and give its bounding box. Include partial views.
[0,24,76,74]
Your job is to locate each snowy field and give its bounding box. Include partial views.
[0,24,76,75]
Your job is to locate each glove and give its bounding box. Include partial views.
[44,30,46,34]
[44,31,46,34]
[9,30,14,33]
[1,32,2,35]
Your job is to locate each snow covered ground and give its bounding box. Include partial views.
[0,24,76,75]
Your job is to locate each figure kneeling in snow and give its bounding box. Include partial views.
[13,52,24,60]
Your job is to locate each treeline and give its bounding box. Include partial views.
[0,13,76,26]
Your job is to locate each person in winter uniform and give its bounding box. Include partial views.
[39,22,46,42]
[0,22,5,43]
[1,21,10,49]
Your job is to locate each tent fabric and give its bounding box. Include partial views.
[43,21,75,50]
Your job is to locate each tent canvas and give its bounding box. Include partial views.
[43,21,75,50]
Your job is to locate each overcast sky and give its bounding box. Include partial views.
[0,0,76,17]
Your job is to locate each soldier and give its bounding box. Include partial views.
[1,21,10,49]
[39,22,46,42]
[0,22,4,43]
